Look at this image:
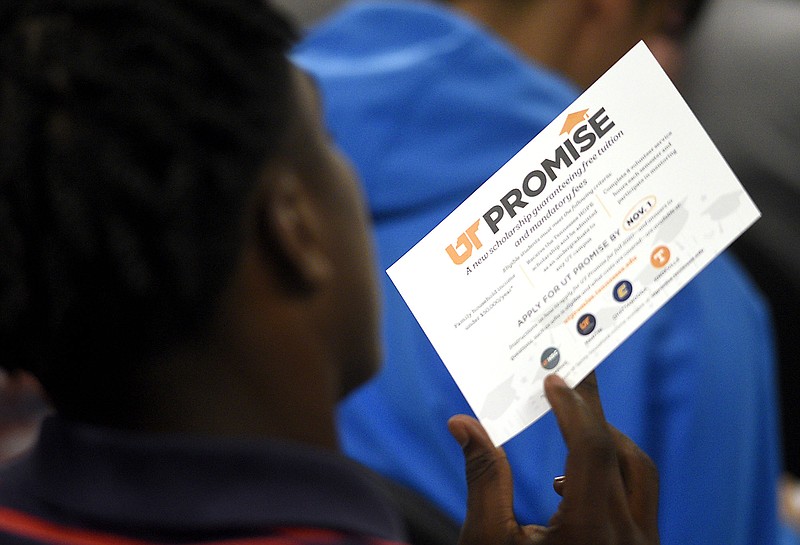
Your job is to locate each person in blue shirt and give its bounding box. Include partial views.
[294,2,782,545]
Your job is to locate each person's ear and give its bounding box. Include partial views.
[253,162,333,293]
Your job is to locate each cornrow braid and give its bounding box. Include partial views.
[0,0,297,408]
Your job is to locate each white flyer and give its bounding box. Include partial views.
[386,42,760,446]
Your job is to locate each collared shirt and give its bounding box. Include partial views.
[0,416,410,544]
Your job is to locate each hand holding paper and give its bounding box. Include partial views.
[450,372,660,545]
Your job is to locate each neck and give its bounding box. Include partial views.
[73,260,344,450]
[68,340,341,450]
[142,341,341,449]
[448,0,585,82]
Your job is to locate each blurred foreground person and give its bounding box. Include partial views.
[294,1,782,544]
[0,1,658,544]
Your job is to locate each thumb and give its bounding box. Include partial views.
[448,415,521,545]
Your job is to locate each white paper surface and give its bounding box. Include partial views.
[386,42,760,445]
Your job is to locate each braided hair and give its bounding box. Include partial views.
[0,0,297,410]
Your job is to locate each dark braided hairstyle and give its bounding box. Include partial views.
[0,0,297,411]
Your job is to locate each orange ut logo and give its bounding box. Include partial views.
[446,219,482,265]
[650,245,671,268]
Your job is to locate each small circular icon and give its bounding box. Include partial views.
[613,280,633,302]
[650,245,671,268]
[541,347,560,369]
[577,313,596,336]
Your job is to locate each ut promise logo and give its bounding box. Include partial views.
[446,106,614,266]
[445,219,482,265]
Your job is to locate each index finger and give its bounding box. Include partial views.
[544,374,626,521]
[544,374,608,447]
[573,371,605,420]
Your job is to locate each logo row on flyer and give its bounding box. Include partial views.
[541,244,671,369]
